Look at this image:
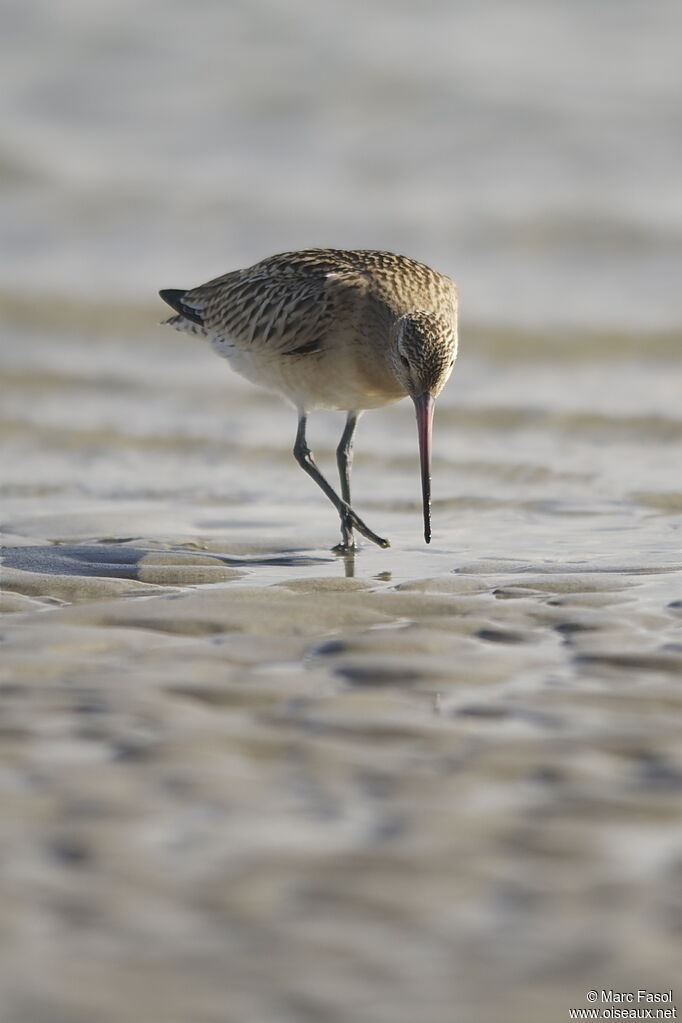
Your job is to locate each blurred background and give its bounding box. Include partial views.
[2,0,681,330]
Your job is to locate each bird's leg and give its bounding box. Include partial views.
[335,412,358,550]
[294,415,390,550]
[336,412,357,505]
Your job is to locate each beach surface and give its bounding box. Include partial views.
[2,308,681,1023]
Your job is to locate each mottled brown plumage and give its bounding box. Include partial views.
[160,248,458,549]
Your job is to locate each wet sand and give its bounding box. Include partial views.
[2,311,681,1023]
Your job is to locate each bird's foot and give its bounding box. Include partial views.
[340,505,390,550]
[332,541,357,555]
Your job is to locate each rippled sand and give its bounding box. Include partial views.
[1,309,681,1023]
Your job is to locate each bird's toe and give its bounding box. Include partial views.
[332,542,357,555]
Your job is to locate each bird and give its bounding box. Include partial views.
[160,248,458,550]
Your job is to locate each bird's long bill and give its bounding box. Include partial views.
[413,393,435,544]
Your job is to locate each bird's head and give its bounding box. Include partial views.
[390,311,457,544]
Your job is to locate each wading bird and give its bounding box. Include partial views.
[160,248,457,550]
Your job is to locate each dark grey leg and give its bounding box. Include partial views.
[336,412,358,548]
[293,414,389,549]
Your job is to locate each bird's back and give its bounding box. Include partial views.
[167,249,453,337]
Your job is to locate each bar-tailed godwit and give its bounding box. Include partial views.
[160,248,457,550]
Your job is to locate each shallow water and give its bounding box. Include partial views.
[2,311,681,1023]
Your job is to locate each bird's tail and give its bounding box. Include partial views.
[158,286,204,325]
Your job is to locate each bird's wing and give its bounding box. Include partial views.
[181,265,363,357]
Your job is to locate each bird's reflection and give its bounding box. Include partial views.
[337,550,356,578]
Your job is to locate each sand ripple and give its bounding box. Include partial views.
[2,318,681,1022]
